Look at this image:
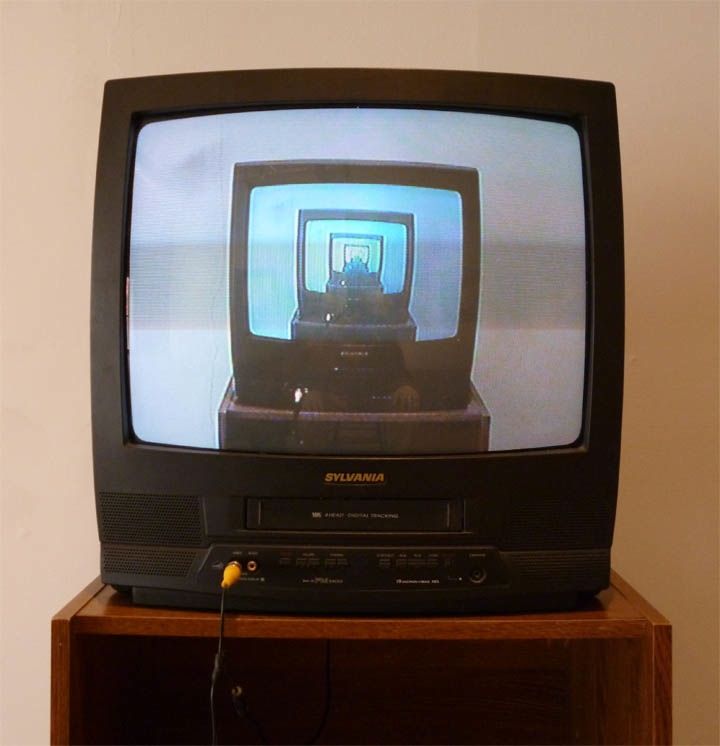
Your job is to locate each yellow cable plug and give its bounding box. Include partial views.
[221,560,242,589]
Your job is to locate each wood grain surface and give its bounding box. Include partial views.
[51,572,671,745]
[70,581,647,640]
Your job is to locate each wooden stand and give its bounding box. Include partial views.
[51,571,671,745]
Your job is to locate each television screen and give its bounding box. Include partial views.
[127,108,586,455]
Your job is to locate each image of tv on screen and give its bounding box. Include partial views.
[127,110,586,456]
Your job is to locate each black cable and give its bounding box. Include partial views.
[230,685,269,745]
[212,592,330,746]
[228,646,328,746]
[306,639,332,745]
[210,587,227,746]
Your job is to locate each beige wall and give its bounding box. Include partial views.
[1,2,717,744]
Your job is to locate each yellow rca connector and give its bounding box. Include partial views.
[221,560,242,589]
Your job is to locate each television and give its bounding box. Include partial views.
[92,69,624,613]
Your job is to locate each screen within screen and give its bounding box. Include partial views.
[246,184,460,341]
[128,108,586,454]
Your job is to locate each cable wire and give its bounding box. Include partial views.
[230,685,269,745]
[210,564,330,745]
[210,587,227,746]
[306,639,332,745]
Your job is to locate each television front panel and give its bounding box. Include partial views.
[92,70,623,613]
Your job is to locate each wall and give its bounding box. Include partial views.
[1,2,717,744]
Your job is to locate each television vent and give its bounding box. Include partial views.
[102,546,198,577]
[98,492,204,547]
[503,495,612,550]
[506,549,609,591]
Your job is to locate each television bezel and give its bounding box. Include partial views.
[91,68,623,509]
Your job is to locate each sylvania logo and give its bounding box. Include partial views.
[324,472,386,485]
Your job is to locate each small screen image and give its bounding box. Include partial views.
[318,227,388,292]
[127,108,586,455]
[331,235,382,278]
[244,183,462,346]
[299,211,413,340]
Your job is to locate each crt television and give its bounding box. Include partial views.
[91,69,623,613]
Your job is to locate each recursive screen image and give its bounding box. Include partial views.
[128,108,586,454]
[246,184,460,342]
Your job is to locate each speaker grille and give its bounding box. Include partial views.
[103,546,198,577]
[503,495,613,550]
[98,492,204,547]
[505,549,609,591]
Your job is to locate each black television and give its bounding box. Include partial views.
[91,69,623,613]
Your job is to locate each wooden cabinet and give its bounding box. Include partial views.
[51,571,670,745]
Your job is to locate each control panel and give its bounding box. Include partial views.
[198,545,509,591]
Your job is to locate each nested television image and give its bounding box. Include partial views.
[293,206,416,341]
[127,108,586,455]
[220,160,485,452]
